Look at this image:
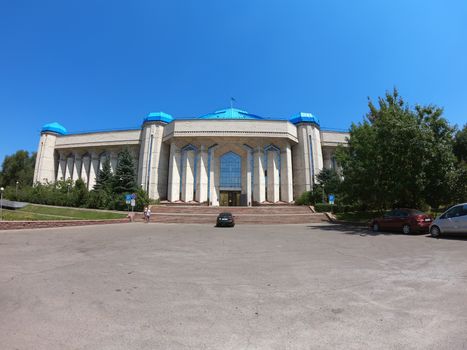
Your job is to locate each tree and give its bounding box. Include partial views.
[336,88,458,210]
[316,168,342,199]
[112,148,137,194]
[71,179,89,207]
[0,150,36,187]
[454,124,467,163]
[93,158,113,192]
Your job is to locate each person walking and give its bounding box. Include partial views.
[143,206,148,223]
[146,206,152,223]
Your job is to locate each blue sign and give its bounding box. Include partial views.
[131,193,136,200]
[328,194,335,205]
[125,194,132,204]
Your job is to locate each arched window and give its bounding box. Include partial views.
[220,152,242,189]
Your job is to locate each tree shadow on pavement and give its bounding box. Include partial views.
[426,233,467,242]
[307,223,399,237]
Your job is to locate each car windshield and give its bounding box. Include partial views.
[219,212,232,217]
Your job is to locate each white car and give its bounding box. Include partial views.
[430,203,467,237]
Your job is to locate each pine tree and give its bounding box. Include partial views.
[94,158,113,192]
[112,149,137,194]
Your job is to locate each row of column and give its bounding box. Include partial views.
[56,150,129,189]
[168,144,211,203]
[167,143,293,205]
[253,145,293,204]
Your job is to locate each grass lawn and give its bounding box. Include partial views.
[2,204,127,221]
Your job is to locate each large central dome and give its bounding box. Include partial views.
[197,108,263,120]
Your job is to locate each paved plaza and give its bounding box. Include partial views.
[1,223,467,349]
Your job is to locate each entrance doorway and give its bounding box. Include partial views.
[219,151,242,206]
[220,191,241,206]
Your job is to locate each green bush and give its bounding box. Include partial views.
[4,182,150,212]
[314,203,334,212]
[295,185,325,206]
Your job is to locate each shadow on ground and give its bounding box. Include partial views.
[427,233,467,241]
[308,223,423,237]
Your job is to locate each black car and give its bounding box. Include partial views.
[216,212,235,227]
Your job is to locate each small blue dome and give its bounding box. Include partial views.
[41,122,67,135]
[143,112,173,124]
[289,112,320,126]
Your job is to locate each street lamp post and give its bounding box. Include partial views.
[16,181,19,198]
[0,187,4,221]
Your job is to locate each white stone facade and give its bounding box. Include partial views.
[33,109,349,206]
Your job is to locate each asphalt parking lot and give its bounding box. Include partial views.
[1,223,467,350]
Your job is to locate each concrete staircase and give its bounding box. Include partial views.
[149,205,328,224]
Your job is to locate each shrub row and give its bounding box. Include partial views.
[4,179,152,212]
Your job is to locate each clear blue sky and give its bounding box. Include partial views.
[1,0,466,163]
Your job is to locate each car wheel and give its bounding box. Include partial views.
[372,222,379,232]
[402,224,411,234]
[430,226,441,238]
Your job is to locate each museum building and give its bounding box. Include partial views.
[33,108,348,206]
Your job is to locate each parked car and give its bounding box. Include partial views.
[370,208,433,234]
[216,212,235,227]
[430,203,467,237]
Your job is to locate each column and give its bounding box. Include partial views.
[73,152,82,182]
[309,125,324,182]
[65,156,74,180]
[33,132,58,184]
[81,154,91,187]
[99,153,107,170]
[292,124,324,197]
[244,146,253,206]
[88,152,100,189]
[167,143,181,202]
[110,151,119,174]
[267,150,280,203]
[138,122,167,200]
[181,149,195,202]
[196,145,208,203]
[323,148,332,169]
[57,152,66,181]
[209,148,219,206]
[281,143,294,202]
[253,146,265,203]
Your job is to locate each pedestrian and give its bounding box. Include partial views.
[143,206,148,223]
[146,206,152,223]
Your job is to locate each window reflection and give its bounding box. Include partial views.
[220,152,241,188]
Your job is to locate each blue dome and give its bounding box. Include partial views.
[197,108,263,120]
[289,112,320,126]
[143,112,173,124]
[41,122,67,135]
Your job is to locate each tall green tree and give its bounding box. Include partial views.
[316,168,342,199]
[0,150,36,187]
[336,88,458,210]
[93,158,113,192]
[454,124,467,163]
[112,148,137,194]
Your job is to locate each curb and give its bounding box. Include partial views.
[0,218,130,231]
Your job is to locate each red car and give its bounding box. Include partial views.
[370,208,433,234]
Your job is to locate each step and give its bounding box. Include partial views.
[150,205,313,215]
[147,205,326,224]
[152,214,326,225]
